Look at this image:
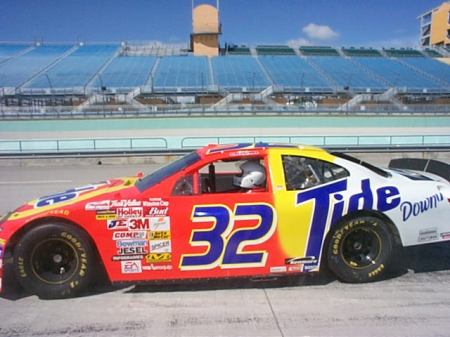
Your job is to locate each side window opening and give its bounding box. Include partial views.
[200,158,267,194]
[282,155,349,191]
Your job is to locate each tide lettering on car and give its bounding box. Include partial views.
[180,203,276,270]
[296,178,400,260]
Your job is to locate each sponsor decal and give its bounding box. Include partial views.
[142,264,173,271]
[85,200,110,211]
[287,265,303,272]
[150,240,172,253]
[418,228,439,243]
[143,198,169,207]
[149,217,171,231]
[96,210,117,221]
[303,264,319,272]
[285,256,317,265]
[270,266,287,273]
[111,199,142,207]
[121,260,142,274]
[112,255,145,261]
[148,207,169,217]
[229,150,260,157]
[116,240,148,249]
[400,193,444,222]
[128,218,152,231]
[149,231,171,240]
[112,231,146,240]
[145,253,171,263]
[107,219,128,230]
[116,207,143,218]
[441,232,450,240]
[117,246,148,255]
[49,209,70,216]
[295,178,401,260]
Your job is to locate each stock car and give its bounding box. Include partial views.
[0,143,449,298]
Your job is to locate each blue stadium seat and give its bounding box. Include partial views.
[27,44,119,89]
[0,44,31,62]
[91,56,157,90]
[211,56,270,91]
[154,56,210,90]
[0,45,72,87]
[308,56,387,92]
[400,57,450,86]
[259,56,331,91]
[352,57,445,92]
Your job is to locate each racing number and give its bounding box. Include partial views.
[180,204,276,270]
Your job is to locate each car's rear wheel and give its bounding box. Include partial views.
[327,216,394,283]
[14,222,95,299]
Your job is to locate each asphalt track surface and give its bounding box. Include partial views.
[1,164,450,337]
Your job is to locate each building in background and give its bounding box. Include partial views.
[190,2,221,56]
[418,1,450,47]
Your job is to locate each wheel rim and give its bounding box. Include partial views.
[30,238,79,285]
[341,227,381,268]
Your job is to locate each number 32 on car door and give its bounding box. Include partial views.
[180,203,277,270]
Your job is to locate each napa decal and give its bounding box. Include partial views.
[180,203,276,270]
[295,178,401,260]
[35,183,107,208]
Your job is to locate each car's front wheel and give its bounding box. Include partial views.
[14,222,95,299]
[327,216,394,283]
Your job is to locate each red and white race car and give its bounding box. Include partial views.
[0,143,449,298]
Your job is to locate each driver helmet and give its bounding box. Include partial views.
[233,160,266,189]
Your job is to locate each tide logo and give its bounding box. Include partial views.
[296,178,401,260]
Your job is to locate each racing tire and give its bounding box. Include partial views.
[327,216,394,283]
[13,222,95,299]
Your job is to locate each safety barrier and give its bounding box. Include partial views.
[1,135,449,156]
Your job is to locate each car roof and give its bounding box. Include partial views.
[198,143,329,158]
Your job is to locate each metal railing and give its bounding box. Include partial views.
[1,135,449,156]
[1,103,449,119]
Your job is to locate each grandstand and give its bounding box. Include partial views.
[0,42,449,113]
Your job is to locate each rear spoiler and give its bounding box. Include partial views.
[388,158,450,182]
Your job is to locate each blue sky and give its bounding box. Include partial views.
[0,0,445,47]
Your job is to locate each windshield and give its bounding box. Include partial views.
[331,152,390,178]
[135,151,201,191]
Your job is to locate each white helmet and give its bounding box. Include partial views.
[233,160,266,189]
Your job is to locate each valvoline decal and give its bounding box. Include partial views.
[296,178,400,260]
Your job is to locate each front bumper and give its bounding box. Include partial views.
[0,238,4,293]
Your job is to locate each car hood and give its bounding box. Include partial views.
[9,177,138,221]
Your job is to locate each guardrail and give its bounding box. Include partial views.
[1,135,449,157]
[0,104,450,119]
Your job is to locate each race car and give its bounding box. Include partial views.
[0,143,449,298]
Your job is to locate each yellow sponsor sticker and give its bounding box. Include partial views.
[149,231,171,240]
[96,211,117,221]
[145,253,171,263]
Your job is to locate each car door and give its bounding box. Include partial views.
[167,155,283,280]
[268,149,350,272]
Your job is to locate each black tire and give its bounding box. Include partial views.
[327,216,394,283]
[13,222,95,299]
